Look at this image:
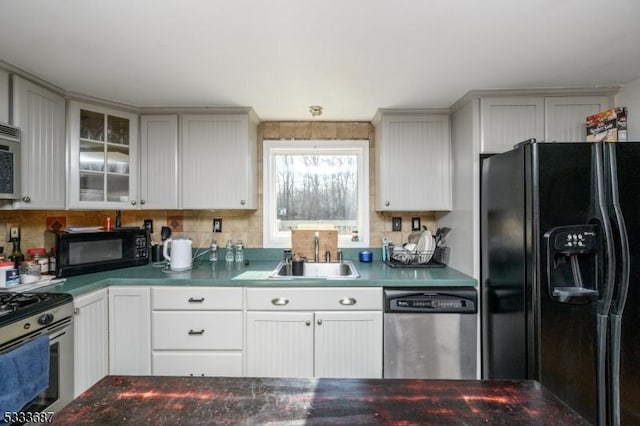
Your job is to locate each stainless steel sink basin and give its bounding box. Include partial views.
[269,260,360,279]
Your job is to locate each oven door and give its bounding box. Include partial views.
[2,317,75,418]
[31,319,74,414]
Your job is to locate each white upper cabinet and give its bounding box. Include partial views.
[480,97,544,154]
[374,110,451,211]
[139,115,178,209]
[544,96,612,142]
[68,101,138,209]
[11,76,66,209]
[180,112,257,209]
[0,69,9,124]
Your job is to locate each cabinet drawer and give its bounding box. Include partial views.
[152,311,242,350]
[245,287,382,311]
[152,351,243,377]
[152,287,242,310]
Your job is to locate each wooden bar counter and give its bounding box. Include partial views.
[52,376,588,425]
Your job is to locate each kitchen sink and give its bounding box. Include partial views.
[269,260,360,279]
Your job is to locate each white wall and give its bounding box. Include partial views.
[616,76,640,140]
[436,99,480,278]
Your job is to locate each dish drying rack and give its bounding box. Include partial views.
[390,248,435,265]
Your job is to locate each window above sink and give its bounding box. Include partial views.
[263,140,370,248]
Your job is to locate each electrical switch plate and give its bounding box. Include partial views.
[392,217,402,232]
[213,218,222,232]
[144,219,153,234]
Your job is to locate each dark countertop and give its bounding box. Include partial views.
[34,249,476,298]
[52,376,587,425]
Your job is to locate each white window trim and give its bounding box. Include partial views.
[263,139,370,248]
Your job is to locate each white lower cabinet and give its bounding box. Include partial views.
[108,286,151,375]
[246,311,315,377]
[151,287,244,377]
[245,287,383,378]
[73,288,108,397]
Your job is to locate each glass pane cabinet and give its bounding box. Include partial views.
[69,102,138,209]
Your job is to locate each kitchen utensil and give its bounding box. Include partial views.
[163,237,192,271]
[160,226,172,241]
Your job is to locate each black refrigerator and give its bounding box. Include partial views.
[481,139,639,425]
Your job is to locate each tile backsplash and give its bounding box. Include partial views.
[0,121,435,253]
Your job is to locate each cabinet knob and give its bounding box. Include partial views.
[305,320,311,326]
[74,308,80,315]
[140,199,146,205]
[339,297,357,306]
[385,201,390,207]
[240,200,246,206]
[271,297,289,306]
[22,196,31,203]
[188,329,205,335]
[130,200,137,206]
[317,319,323,325]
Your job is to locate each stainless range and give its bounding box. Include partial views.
[0,292,74,420]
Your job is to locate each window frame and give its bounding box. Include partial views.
[262,139,370,248]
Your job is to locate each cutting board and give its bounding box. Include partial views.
[291,228,338,262]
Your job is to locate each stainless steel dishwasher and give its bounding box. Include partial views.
[383,287,477,379]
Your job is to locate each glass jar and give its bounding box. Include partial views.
[27,247,49,275]
[234,240,244,263]
[225,240,235,263]
[19,260,41,284]
[209,239,218,262]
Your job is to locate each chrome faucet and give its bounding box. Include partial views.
[325,250,331,263]
[314,232,320,263]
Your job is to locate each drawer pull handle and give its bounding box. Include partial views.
[271,297,289,306]
[339,297,357,306]
[188,329,205,335]
[188,297,205,303]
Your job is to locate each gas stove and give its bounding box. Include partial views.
[0,292,73,326]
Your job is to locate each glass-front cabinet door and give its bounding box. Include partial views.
[68,101,138,209]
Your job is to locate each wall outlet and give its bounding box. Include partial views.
[143,219,153,234]
[9,225,20,241]
[392,217,402,232]
[213,218,222,232]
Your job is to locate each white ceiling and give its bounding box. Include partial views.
[1,0,640,121]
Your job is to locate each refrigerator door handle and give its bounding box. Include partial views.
[605,143,631,315]
[605,142,631,426]
[593,143,616,315]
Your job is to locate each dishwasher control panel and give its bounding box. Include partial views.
[384,287,477,313]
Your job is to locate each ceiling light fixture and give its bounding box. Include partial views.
[309,105,323,117]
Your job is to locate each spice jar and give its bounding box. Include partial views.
[19,260,41,284]
[27,247,49,275]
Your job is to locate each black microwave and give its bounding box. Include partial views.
[45,228,149,277]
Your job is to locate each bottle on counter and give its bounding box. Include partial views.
[234,240,244,263]
[225,240,235,263]
[48,247,57,275]
[209,239,218,262]
[8,240,24,269]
